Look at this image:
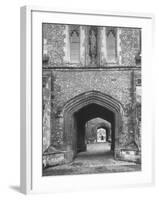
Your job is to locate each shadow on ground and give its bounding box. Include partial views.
[9,185,21,193]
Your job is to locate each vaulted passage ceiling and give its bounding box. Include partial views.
[74,103,115,125]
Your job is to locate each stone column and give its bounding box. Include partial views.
[63,25,70,63]
[100,27,107,66]
[42,72,52,152]
[117,28,122,65]
[80,26,86,66]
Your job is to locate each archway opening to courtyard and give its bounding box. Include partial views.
[96,128,107,143]
[74,103,115,159]
[84,118,112,155]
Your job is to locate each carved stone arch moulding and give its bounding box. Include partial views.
[62,90,124,159]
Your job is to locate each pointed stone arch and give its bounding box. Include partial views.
[62,90,124,161]
[92,121,111,143]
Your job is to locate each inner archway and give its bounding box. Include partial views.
[84,117,112,156]
[74,103,115,154]
[85,118,111,143]
[63,91,123,161]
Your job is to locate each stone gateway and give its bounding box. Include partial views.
[42,24,141,175]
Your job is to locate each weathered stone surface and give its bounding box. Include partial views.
[52,70,132,107]
[43,24,66,65]
[42,25,141,164]
[119,149,141,163]
[45,68,140,150]
[43,25,141,68]
[42,74,51,152]
[120,28,140,66]
[43,152,65,167]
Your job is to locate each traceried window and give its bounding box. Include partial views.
[69,25,80,63]
[106,27,117,63]
[68,25,119,66]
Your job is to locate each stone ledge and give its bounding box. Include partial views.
[43,65,141,71]
[118,149,141,164]
[43,150,74,168]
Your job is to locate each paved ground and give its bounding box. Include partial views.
[43,143,141,176]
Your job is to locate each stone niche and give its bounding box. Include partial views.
[42,24,141,68]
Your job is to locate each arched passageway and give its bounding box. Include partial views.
[74,103,115,153]
[85,118,111,143]
[63,91,123,161]
[84,118,112,155]
[91,120,112,143]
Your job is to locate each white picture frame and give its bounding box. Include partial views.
[20,6,154,194]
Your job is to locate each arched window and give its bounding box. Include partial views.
[69,25,80,63]
[106,27,117,63]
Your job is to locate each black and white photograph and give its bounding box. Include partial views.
[0,0,157,197]
[42,23,142,176]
